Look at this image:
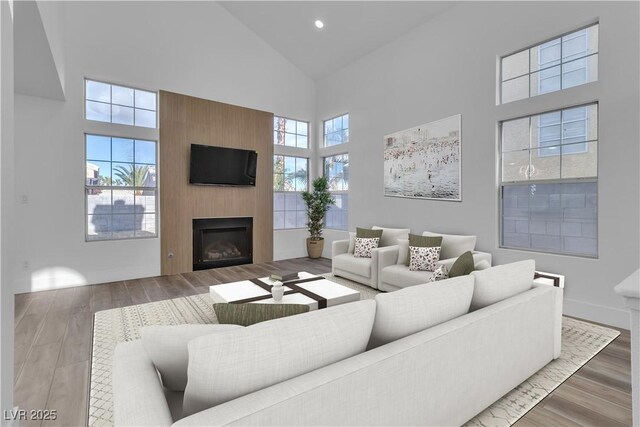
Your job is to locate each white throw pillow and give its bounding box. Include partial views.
[371,226,410,247]
[140,324,242,391]
[368,275,475,349]
[182,300,376,417]
[469,260,535,311]
[428,264,449,282]
[422,231,476,260]
[409,246,441,271]
[354,237,380,258]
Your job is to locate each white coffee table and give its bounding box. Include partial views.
[209,271,360,310]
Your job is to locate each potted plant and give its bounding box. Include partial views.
[301,176,336,258]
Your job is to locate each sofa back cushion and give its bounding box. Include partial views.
[182,300,376,417]
[141,324,242,391]
[372,226,410,247]
[469,260,535,311]
[422,231,476,260]
[368,275,475,349]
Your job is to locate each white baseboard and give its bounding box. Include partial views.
[563,297,631,330]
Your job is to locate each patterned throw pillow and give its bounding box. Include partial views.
[409,246,441,271]
[354,237,380,258]
[428,264,449,282]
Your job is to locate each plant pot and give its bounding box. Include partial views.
[306,237,324,259]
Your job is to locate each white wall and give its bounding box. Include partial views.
[1,0,15,415]
[13,1,315,293]
[316,1,640,329]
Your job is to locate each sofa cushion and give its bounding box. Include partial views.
[140,324,242,391]
[354,237,380,258]
[372,226,410,247]
[381,264,436,288]
[409,246,441,271]
[448,251,475,277]
[407,233,443,266]
[182,300,376,417]
[422,231,476,260]
[428,264,449,282]
[333,253,372,278]
[469,260,535,311]
[356,227,383,239]
[213,303,310,326]
[368,275,475,349]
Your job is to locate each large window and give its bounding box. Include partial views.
[273,116,309,230]
[324,154,349,230]
[274,116,308,148]
[323,113,349,147]
[500,24,598,104]
[85,79,157,128]
[500,104,598,257]
[85,134,157,241]
[273,155,309,229]
[322,113,349,230]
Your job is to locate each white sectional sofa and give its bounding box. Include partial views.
[113,260,563,426]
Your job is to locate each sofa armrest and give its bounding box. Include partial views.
[332,239,350,258]
[471,251,492,266]
[377,245,399,271]
[113,340,174,427]
[436,251,493,270]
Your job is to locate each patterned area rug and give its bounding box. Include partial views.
[89,274,619,426]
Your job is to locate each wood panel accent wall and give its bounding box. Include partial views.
[159,91,273,275]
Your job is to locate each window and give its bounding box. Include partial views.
[85,79,157,128]
[499,103,598,257]
[272,116,310,230]
[323,154,349,230]
[500,24,598,104]
[273,155,308,229]
[274,116,308,148]
[323,113,349,147]
[85,134,158,241]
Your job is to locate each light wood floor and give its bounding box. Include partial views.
[13,257,632,426]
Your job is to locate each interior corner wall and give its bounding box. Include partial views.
[12,1,315,293]
[316,1,640,329]
[1,0,15,414]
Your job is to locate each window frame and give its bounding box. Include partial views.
[84,133,159,242]
[499,23,598,104]
[498,103,598,258]
[323,113,350,148]
[272,116,311,231]
[84,78,158,129]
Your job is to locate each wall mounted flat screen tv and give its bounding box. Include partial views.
[189,144,257,186]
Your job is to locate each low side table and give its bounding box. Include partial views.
[533,271,565,288]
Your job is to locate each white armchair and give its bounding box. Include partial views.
[332,226,410,289]
[378,231,492,292]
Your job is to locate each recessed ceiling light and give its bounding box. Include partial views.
[314,20,324,29]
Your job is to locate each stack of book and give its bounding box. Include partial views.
[270,270,299,282]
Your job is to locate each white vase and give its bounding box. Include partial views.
[271,281,284,302]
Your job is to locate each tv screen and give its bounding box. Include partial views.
[189,144,257,186]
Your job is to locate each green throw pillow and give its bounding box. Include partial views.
[213,303,310,327]
[356,227,383,239]
[406,234,443,266]
[448,251,475,277]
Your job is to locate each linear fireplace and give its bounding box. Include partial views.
[193,217,253,270]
